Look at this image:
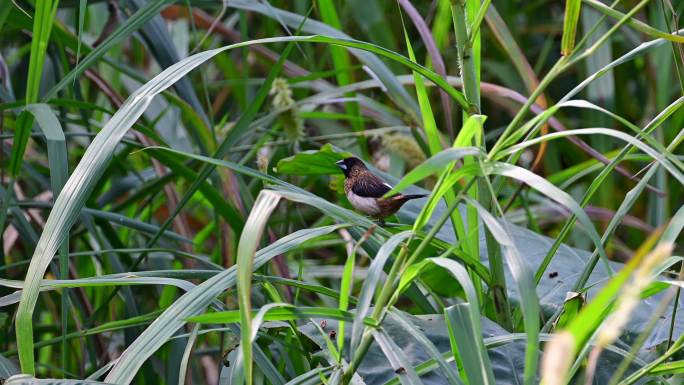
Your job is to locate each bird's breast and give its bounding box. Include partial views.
[346,190,381,217]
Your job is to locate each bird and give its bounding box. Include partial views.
[335,157,427,224]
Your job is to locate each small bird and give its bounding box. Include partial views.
[335,157,427,224]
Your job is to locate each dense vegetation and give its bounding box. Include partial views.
[1,0,683,384]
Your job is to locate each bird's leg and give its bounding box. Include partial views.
[378,218,386,227]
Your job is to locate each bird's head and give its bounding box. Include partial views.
[335,156,367,177]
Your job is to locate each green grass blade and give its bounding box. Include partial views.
[503,127,684,185]
[237,190,281,385]
[485,5,542,99]
[430,258,494,384]
[561,0,582,56]
[177,324,199,385]
[350,231,412,355]
[317,0,367,155]
[372,328,424,385]
[74,0,86,69]
[5,378,112,385]
[445,304,489,385]
[487,162,610,274]
[336,231,358,358]
[402,15,442,155]
[583,0,684,43]
[229,0,420,115]
[463,197,539,385]
[189,306,377,326]
[386,147,482,196]
[390,310,464,385]
[11,0,60,373]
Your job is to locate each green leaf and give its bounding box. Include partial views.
[561,0,582,56]
[276,143,352,175]
[237,190,282,385]
[189,306,378,327]
[445,304,491,385]
[350,231,412,354]
[385,147,482,196]
[5,376,112,385]
[11,0,60,374]
[553,292,585,330]
[402,15,442,155]
[372,329,424,385]
[455,197,540,385]
[429,258,495,383]
[390,310,464,385]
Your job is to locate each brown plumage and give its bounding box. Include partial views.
[335,157,427,222]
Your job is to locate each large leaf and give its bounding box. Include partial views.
[277,143,352,175]
[300,310,657,385]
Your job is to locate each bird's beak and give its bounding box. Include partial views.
[335,159,347,171]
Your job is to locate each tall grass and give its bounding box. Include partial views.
[0,1,683,385]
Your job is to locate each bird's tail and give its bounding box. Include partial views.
[396,193,428,202]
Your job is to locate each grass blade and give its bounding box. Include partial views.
[390,310,464,385]
[350,231,412,355]
[561,0,582,56]
[372,328,424,385]
[430,258,495,384]
[463,197,539,385]
[401,14,442,154]
[237,190,281,385]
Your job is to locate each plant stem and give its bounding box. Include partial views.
[451,0,480,114]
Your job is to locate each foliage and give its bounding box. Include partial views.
[0,1,683,385]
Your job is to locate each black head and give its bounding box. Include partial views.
[335,157,367,177]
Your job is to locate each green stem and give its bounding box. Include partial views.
[451,0,480,113]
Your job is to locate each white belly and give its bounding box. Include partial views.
[347,190,381,216]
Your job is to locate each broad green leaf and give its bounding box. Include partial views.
[276,143,352,175]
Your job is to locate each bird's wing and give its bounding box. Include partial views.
[352,172,392,198]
